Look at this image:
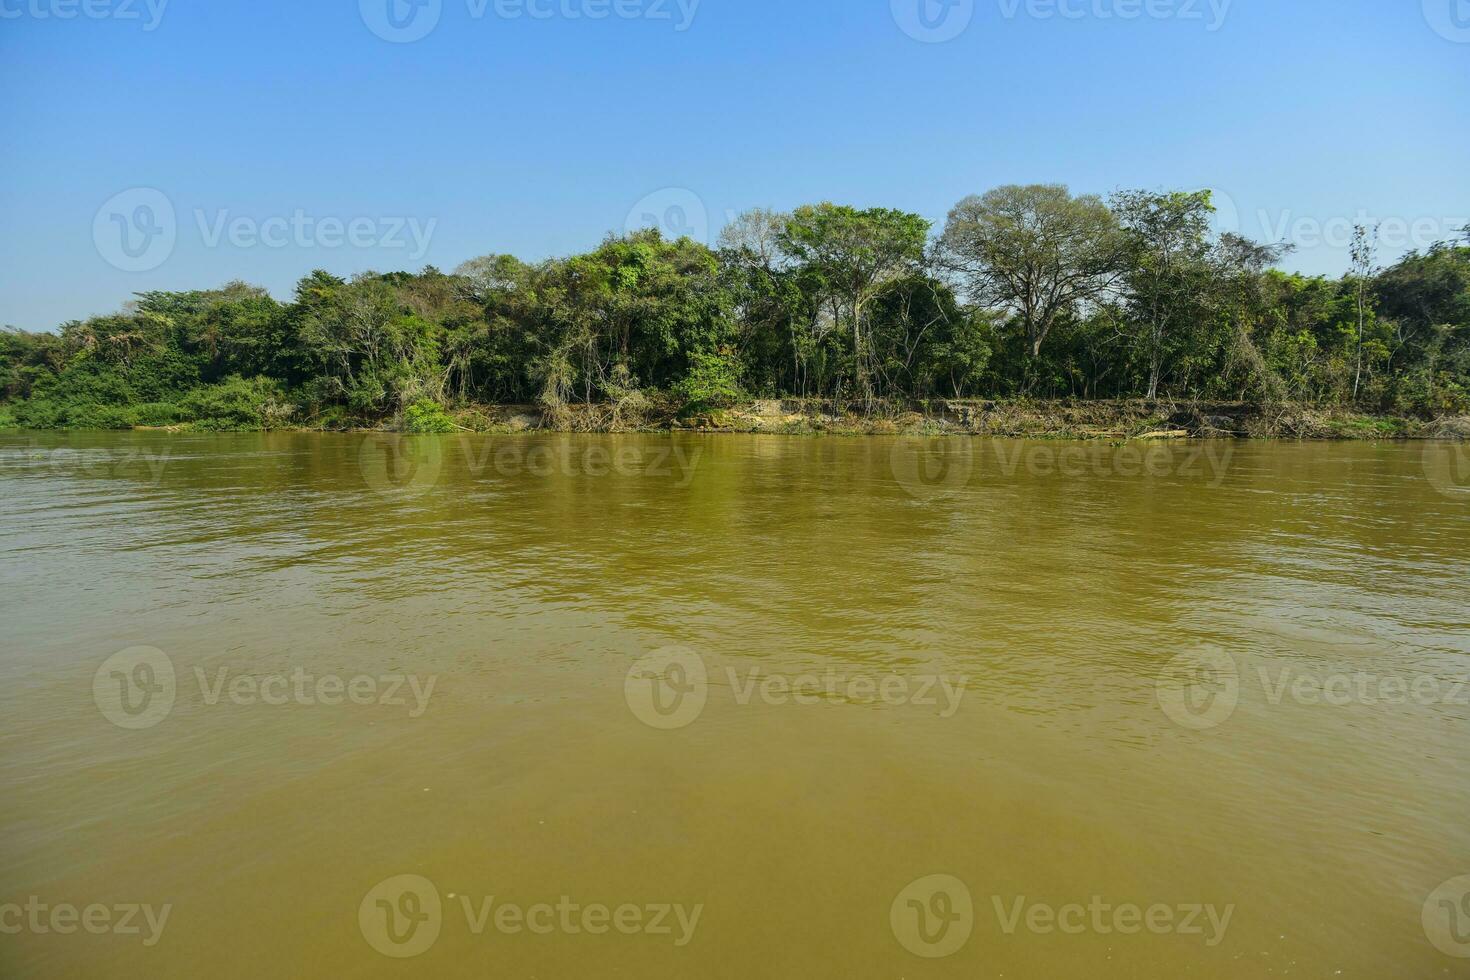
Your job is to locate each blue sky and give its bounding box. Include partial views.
[1,0,1467,330]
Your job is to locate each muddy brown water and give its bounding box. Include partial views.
[1,431,1467,977]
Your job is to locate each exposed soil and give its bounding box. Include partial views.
[435,399,1467,441]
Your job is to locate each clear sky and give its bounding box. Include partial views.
[1,0,1467,330]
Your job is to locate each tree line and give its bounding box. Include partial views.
[2,185,1467,431]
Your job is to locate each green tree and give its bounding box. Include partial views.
[777,203,930,394]
[939,184,1122,364]
[1111,189,1218,400]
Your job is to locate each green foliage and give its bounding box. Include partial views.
[180,376,293,431]
[778,203,930,391]
[674,349,744,412]
[132,402,190,427]
[402,399,457,433]
[0,197,1466,426]
[54,403,136,430]
[939,184,1122,362]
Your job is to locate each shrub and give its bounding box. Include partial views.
[308,404,355,431]
[132,402,189,427]
[64,404,136,430]
[180,376,292,430]
[401,399,457,433]
[11,398,64,429]
[4,397,126,429]
[674,349,743,413]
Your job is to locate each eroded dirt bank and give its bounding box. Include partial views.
[434,399,1470,441]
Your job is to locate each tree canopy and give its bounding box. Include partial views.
[2,188,1467,430]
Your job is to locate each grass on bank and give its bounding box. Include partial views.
[1,383,1465,441]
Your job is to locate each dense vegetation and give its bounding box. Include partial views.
[2,186,1468,431]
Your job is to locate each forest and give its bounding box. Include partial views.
[2,185,1467,432]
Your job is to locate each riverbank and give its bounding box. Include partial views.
[5,398,1468,440]
[432,399,1470,441]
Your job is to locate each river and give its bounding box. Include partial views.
[1,431,1467,977]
